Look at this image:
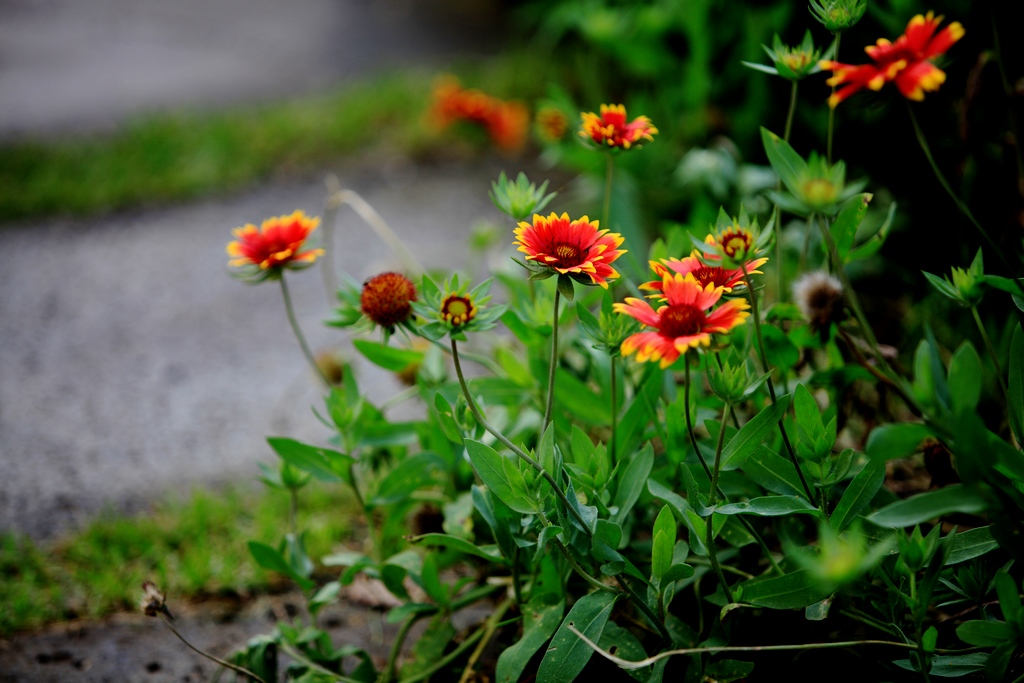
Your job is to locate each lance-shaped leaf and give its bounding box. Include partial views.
[465,439,538,514]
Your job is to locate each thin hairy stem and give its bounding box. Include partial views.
[158,615,268,683]
[610,355,618,467]
[827,33,841,165]
[280,275,332,388]
[971,305,1023,446]
[543,289,561,430]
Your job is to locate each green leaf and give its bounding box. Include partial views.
[1010,324,1024,439]
[831,193,871,261]
[400,614,455,679]
[893,653,989,677]
[761,127,806,197]
[465,440,538,514]
[721,395,792,470]
[923,271,961,303]
[612,443,654,525]
[419,552,448,606]
[352,339,423,371]
[831,457,886,532]
[267,437,351,484]
[742,445,805,497]
[432,393,464,445]
[995,571,1023,626]
[867,485,989,528]
[651,506,676,583]
[847,201,896,262]
[495,597,565,683]
[410,533,508,564]
[793,384,825,446]
[308,581,340,617]
[864,423,933,460]
[472,485,518,561]
[247,541,315,590]
[370,453,447,506]
[536,591,619,683]
[555,369,612,424]
[557,274,575,302]
[945,526,999,565]
[956,620,1015,647]
[739,569,833,609]
[704,659,755,683]
[598,623,652,683]
[714,495,821,517]
[948,342,983,416]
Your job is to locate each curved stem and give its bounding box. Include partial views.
[827,33,841,165]
[426,337,503,376]
[381,615,418,683]
[280,275,332,388]
[705,400,735,604]
[451,338,589,534]
[784,80,799,141]
[741,266,815,501]
[397,625,486,683]
[158,615,268,683]
[458,599,512,683]
[971,305,1023,446]
[544,289,561,430]
[610,355,618,467]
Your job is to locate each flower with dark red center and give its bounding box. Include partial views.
[227,210,323,277]
[614,273,749,368]
[361,272,417,329]
[640,252,768,297]
[514,212,625,288]
[579,104,658,150]
[819,12,964,107]
[441,294,477,327]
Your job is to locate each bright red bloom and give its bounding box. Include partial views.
[615,273,749,368]
[579,104,658,150]
[640,251,769,296]
[429,76,528,152]
[820,12,964,107]
[514,212,626,288]
[227,210,323,271]
[361,272,417,329]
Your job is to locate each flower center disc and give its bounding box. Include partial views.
[553,242,582,266]
[691,266,732,288]
[442,295,474,325]
[659,304,707,338]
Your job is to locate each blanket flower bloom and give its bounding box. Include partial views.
[615,273,749,368]
[361,272,417,330]
[579,104,658,150]
[226,210,323,276]
[514,212,625,288]
[820,12,964,107]
[429,76,529,152]
[641,251,769,296]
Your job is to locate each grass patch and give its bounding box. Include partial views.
[0,52,549,223]
[0,483,360,636]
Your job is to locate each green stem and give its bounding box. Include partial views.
[158,615,268,683]
[451,338,589,534]
[511,546,523,607]
[827,33,841,165]
[279,275,332,388]
[685,363,782,575]
[551,537,617,593]
[784,80,799,141]
[603,154,614,231]
[741,266,815,501]
[705,400,735,604]
[908,104,1024,289]
[381,616,418,683]
[426,337,504,376]
[458,599,513,683]
[288,487,298,539]
[610,355,618,467]
[971,305,1023,446]
[544,289,561,430]
[320,183,341,305]
[397,625,487,683]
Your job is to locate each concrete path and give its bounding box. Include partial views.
[0,156,530,539]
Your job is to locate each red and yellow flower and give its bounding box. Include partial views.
[429,76,528,152]
[514,212,626,288]
[227,210,323,272]
[579,104,658,150]
[641,251,768,296]
[820,12,964,107]
[615,273,749,368]
[360,272,417,329]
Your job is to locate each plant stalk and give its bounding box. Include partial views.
[279,275,332,388]
[971,305,1023,446]
[544,289,561,430]
[705,400,735,604]
[158,615,268,683]
[827,33,841,165]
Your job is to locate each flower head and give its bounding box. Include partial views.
[514,212,625,288]
[809,0,867,33]
[820,12,965,107]
[141,581,172,619]
[744,32,829,81]
[227,210,323,281]
[490,171,556,222]
[429,76,528,152]
[579,104,657,150]
[614,273,749,368]
[793,271,846,339]
[360,272,417,330]
[412,274,505,341]
[696,207,772,270]
[641,251,768,296]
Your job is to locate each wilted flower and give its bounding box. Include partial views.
[820,12,965,107]
[579,104,657,150]
[514,212,625,288]
[141,581,172,619]
[809,0,867,33]
[226,210,324,282]
[490,171,556,222]
[360,272,417,331]
[743,31,829,81]
[614,273,749,368]
[793,271,846,338]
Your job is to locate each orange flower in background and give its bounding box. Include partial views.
[429,75,528,152]
[514,212,625,288]
[536,106,569,143]
[820,12,964,107]
[640,251,768,296]
[227,210,323,271]
[579,104,658,150]
[615,273,749,368]
[361,272,417,329]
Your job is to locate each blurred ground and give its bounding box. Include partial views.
[0,0,500,137]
